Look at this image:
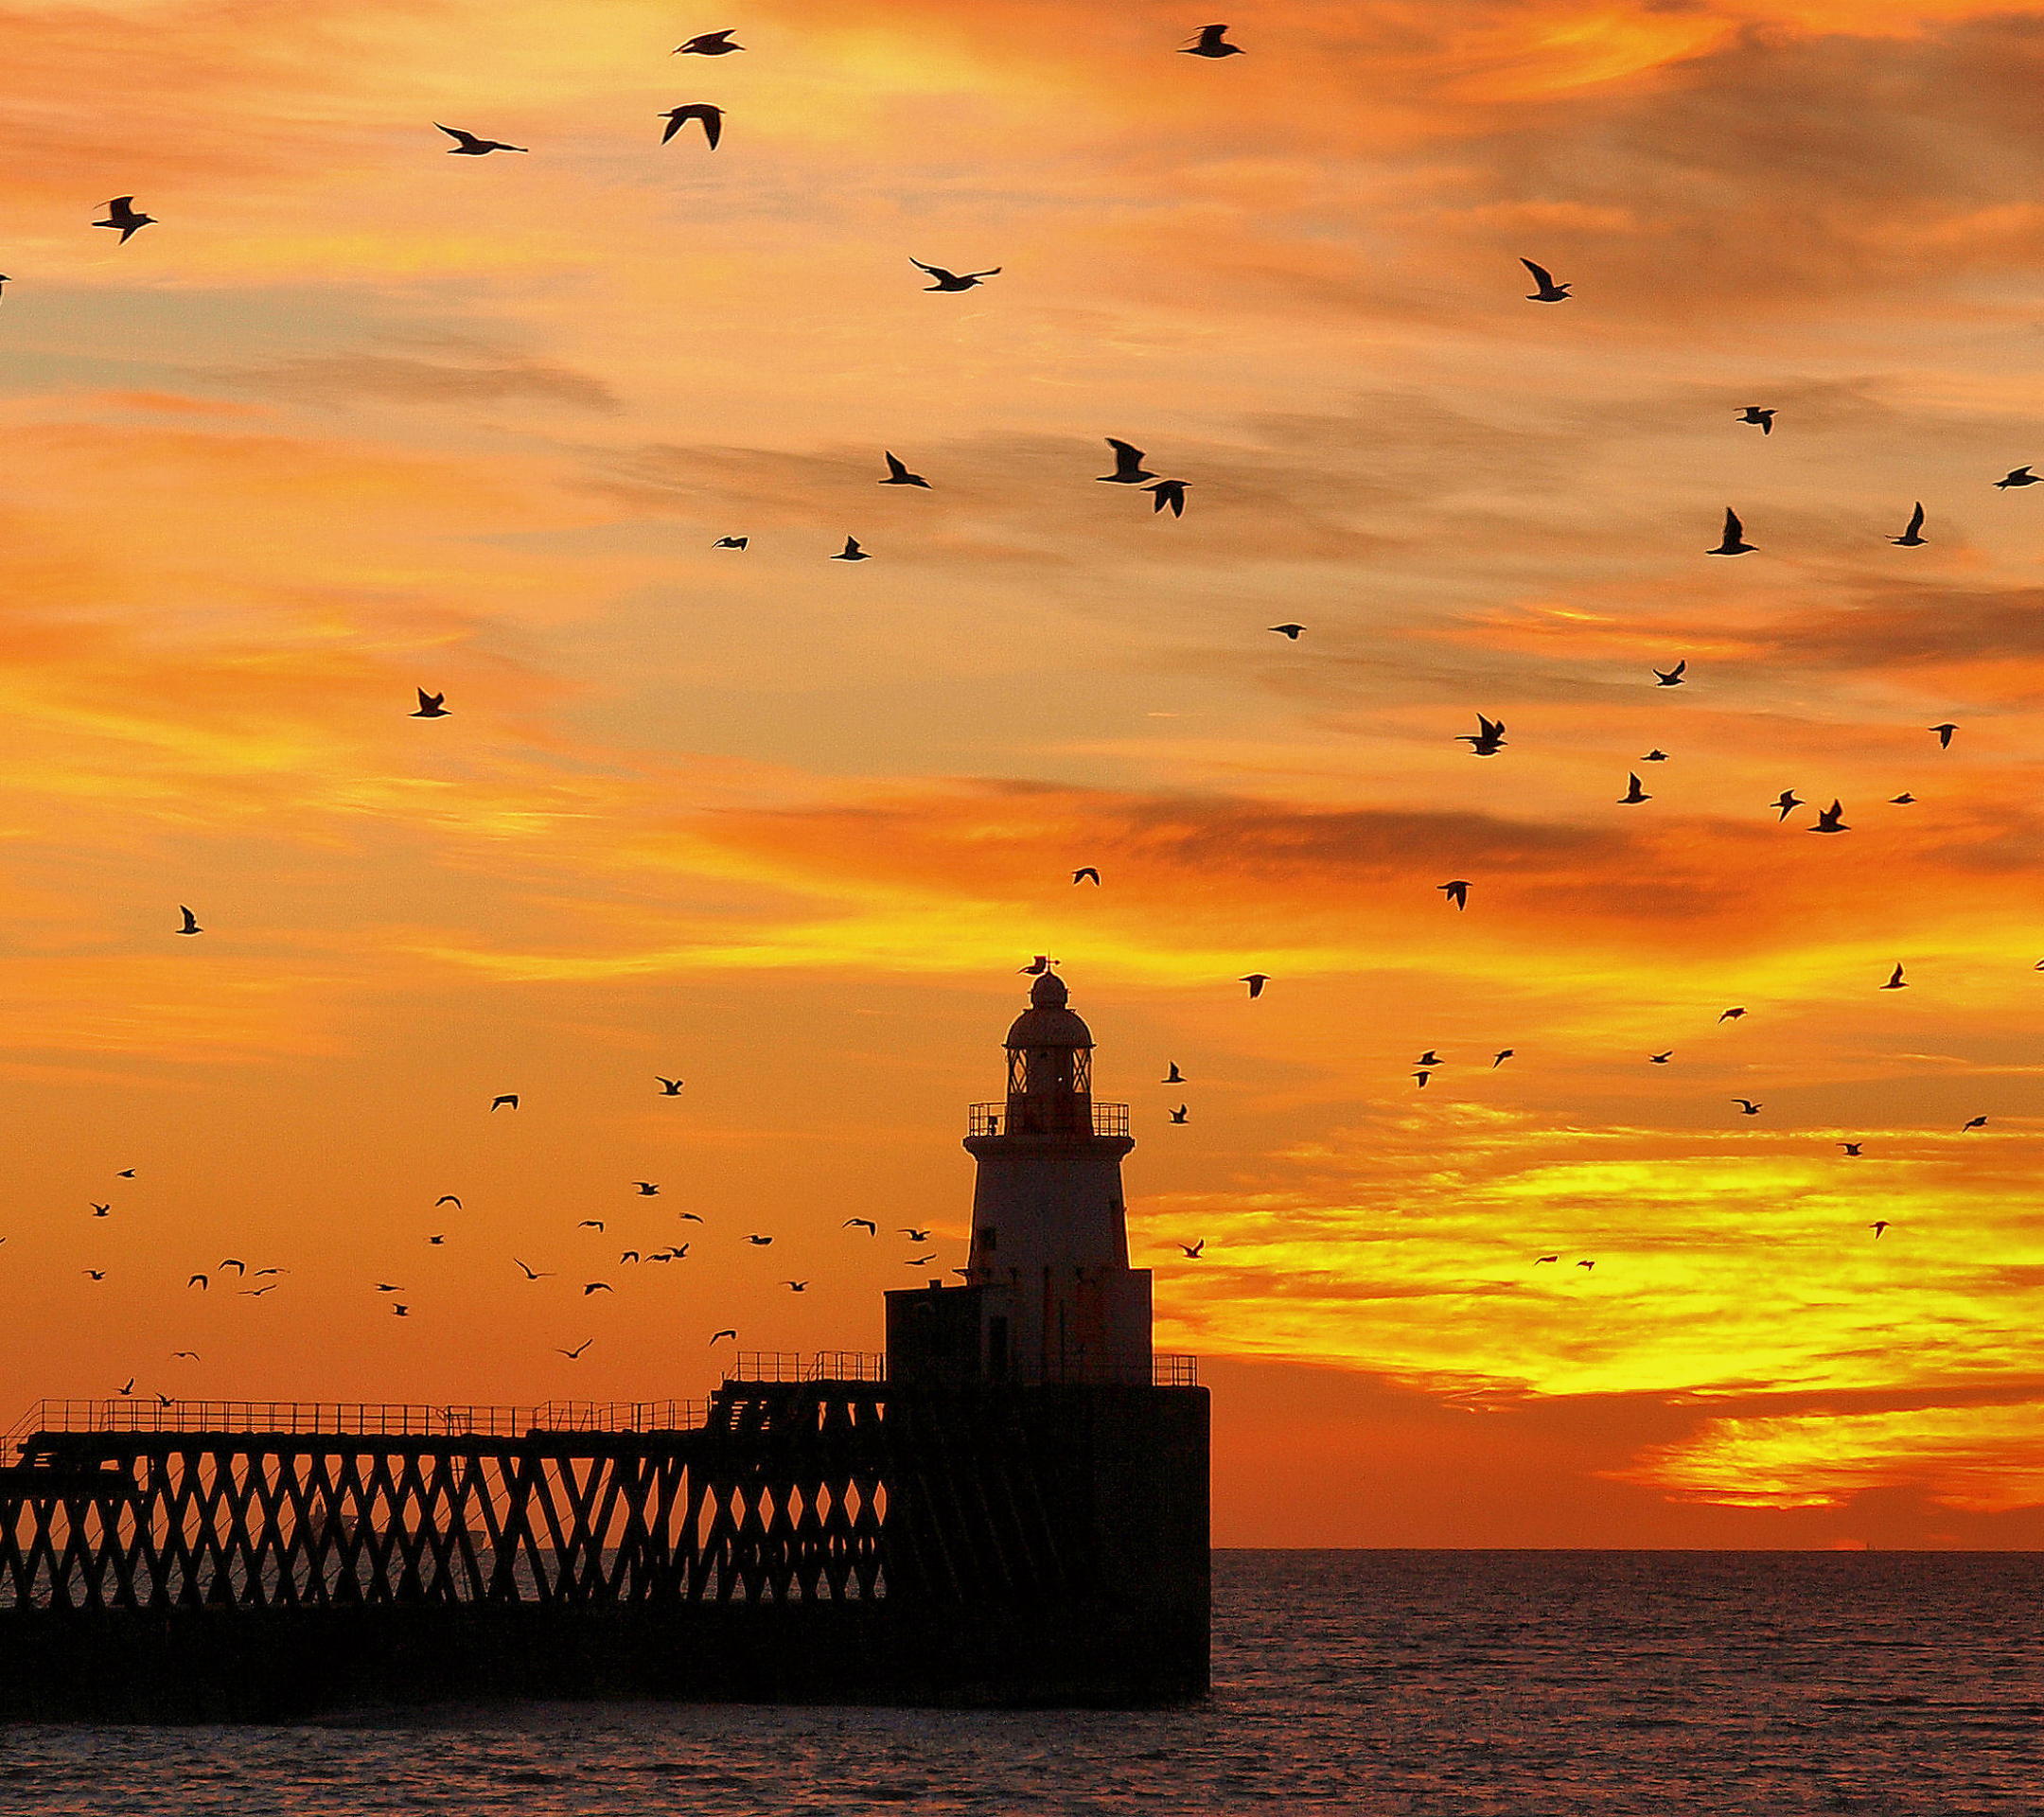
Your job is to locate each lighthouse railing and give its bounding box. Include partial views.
[968,1102,1129,1138]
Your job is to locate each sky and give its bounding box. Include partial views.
[5,0,2044,1546]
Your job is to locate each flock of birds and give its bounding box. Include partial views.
[10,17,2019,1401]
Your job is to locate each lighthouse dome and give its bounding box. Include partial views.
[1005,970,1095,1050]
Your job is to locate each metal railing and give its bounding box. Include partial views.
[725,1352,887,1385]
[1152,1354,1198,1387]
[7,1398,711,1448]
[967,1102,1131,1138]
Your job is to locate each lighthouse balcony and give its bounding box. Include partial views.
[968,1102,1129,1138]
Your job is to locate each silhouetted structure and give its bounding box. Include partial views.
[0,978,1207,1716]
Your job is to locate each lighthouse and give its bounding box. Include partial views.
[887,970,1153,1386]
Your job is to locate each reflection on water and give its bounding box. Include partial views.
[2,1551,2039,1815]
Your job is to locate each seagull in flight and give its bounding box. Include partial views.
[1520,257,1570,302]
[176,906,203,936]
[660,104,723,148]
[1737,407,1774,434]
[1269,624,1305,640]
[1181,24,1243,57]
[1577,1259,1595,1271]
[412,689,449,718]
[675,28,742,55]
[119,1378,134,1397]
[901,1227,932,1243]
[1653,662,1686,687]
[94,197,155,242]
[1163,1063,1184,1084]
[1417,1051,1440,1067]
[1995,467,2039,488]
[1144,479,1188,517]
[436,1194,462,1208]
[188,1274,207,1290]
[1536,1254,1559,1264]
[1097,439,1156,484]
[513,1258,552,1280]
[633,1182,661,1196]
[577,1220,605,1231]
[1881,963,1907,990]
[1169,1105,1189,1123]
[678,1212,704,1223]
[1869,1221,1889,1239]
[1650,1050,1672,1063]
[1964,1114,1987,1131]
[906,1255,934,1267]
[1718,1007,1746,1022]
[558,1338,594,1358]
[1619,772,1650,804]
[1241,974,1268,998]
[1892,503,1927,546]
[1891,793,1915,805]
[713,536,748,550]
[1929,723,1957,750]
[1073,867,1101,885]
[784,1280,808,1293]
[911,257,999,291]
[746,1233,773,1245]
[584,1281,613,1295]
[435,124,526,154]
[844,1218,877,1234]
[658,1076,685,1094]
[1707,508,1753,556]
[491,1093,519,1110]
[392,1303,409,1315]
[1771,790,1804,822]
[92,1203,110,1218]
[84,1269,106,1280]
[1841,1143,1863,1156]
[1459,714,1507,755]
[1810,800,1848,833]
[1733,1099,1762,1116]
[1179,1240,1206,1257]
[1641,750,1668,763]
[711,1329,737,1343]
[831,536,871,561]
[880,451,929,487]
[1492,1049,1514,1067]
[1438,880,1470,910]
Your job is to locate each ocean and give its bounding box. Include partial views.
[1,1550,2038,1814]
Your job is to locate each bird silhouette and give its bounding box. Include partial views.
[844,1218,877,1234]
[1995,467,2039,488]
[1019,955,1058,975]
[784,1279,808,1292]
[1650,1050,1672,1063]
[633,1182,660,1196]
[1707,508,1753,556]
[412,689,449,718]
[94,197,155,242]
[832,536,871,561]
[1097,438,1155,484]
[1181,24,1243,57]
[1810,801,1848,833]
[711,1329,736,1343]
[1459,714,1507,756]
[1163,1063,1184,1084]
[1619,773,1650,805]
[92,1203,110,1218]
[901,1227,932,1243]
[429,1235,444,1245]
[84,1270,105,1280]
[1882,963,1907,990]
[1073,867,1101,885]
[746,1233,773,1245]
[1929,723,1957,750]
[1520,257,1569,302]
[513,1259,552,1280]
[906,1255,934,1266]
[712,535,749,550]
[375,1281,401,1293]
[172,1351,199,1360]
[1841,1143,1863,1156]
[558,1338,594,1358]
[1733,1099,1762,1116]
[393,1303,409,1315]
[1439,880,1470,910]
[1179,1240,1206,1257]
[577,1220,605,1231]
[116,1169,134,1178]
[491,1094,519,1111]
[584,1281,613,1295]
[1654,662,1686,687]
[188,1274,207,1290]
[658,1076,685,1094]
[436,1194,462,1208]
[1169,1105,1188,1123]
[1145,479,1189,517]
[1417,1051,1440,1067]
[1771,790,1804,822]
[119,1378,134,1397]
[1642,750,1668,763]
[660,104,723,147]
[1577,1259,1595,1271]
[1493,1049,1514,1067]
[155,1392,172,1407]
[1892,503,1927,545]
[1964,1115,1987,1130]
[675,28,742,54]
[1536,1254,1559,1264]
[1269,624,1305,640]
[1241,974,1268,999]
[220,1259,246,1275]
[1891,793,1915,805]
[176,906,202,936]
[435,124,526,154]
[1414,1070,1432,1088]
[880,451,929,487]
[1737,407,1774,433]
[1718,1008,1746,1022]
[1869,1220,1889,1238]
[910,257,999,291]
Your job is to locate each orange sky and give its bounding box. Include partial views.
[6,0,2044,1545]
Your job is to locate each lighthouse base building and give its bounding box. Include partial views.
[0,973,1208,1714]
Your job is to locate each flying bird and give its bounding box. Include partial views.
[115,1169,135,1178]
[1144,479,1188,517]
[1995,467,2039,488]
[172,1351,199,1360]
[1882,963,1907,991]
[1577,1260,1595,1271]
[393,1304,409,1316]
[712,537,749,554]
[1810,801,1848,833]
[1892,503,1927,546]
[1718,1008,1746,1022]
[1841,1143,1863,1156]
[1073,867,1101,886]
[711,1330,736,1343]
[491,1094,519,1111]
[1654,662,1686,687]
[1964,1115,1987,1131]
[94,197,155,242]
[220,1259,245,1276]
[1520,257,1569,302]
[412,689,449,718]
[512,1259,552,1280]
[1414,1071,1431,1088]
[1493,1050,1514,1067]
[92,1203,110,1218]
[844,1218,877,1234]
[577,1220,605,1231]
[176,906,202,936]
[906,1255,934,1267]
[678,1212,704,1223]
[660,104,723,148]
[1649,1050,1672,1064]
[1097,438,1156,484]
[1869,1221,1889,1238]
[831,536,870,561]
[1891,793,1915,805]
[1269,624,1305,640]
[880,451,929,487]
[558,1338,594,1358]
[435,124,526,154]
[675,28,742,54]
[1169,1105,1188,1123]
[910,257,999,292]
[901,1228,932,1244]
[118,1378,133,1397]
[1241,974,1269,999]
[784,1280,808,1293]
[1929,723,1957,750]
[1179,1240,1206,1258]
[1536,1255,1559,1264]
[1459,714,1507,756]
[429,1235,444,1245]
[375,1282,401,1294]
[436,1194,462,1208]
[658,1076,685,1094]
[746,1234,773,1245]
[155,1393,172,1407]
[633,1182,661,1196]
[84,1270,105,1280]
[1181,24,1243,57]
[1733,1099,1762,1116]
[1417,1051,1440,1067]
[1163,1063,1184,1084]
[1707,508,1753,556]
[1619,772,1650,804]
[188,1274,207,1290]
[1020,955,1057,975]
[1642,750,1668,763]
[1439,880,1470,910]
[1737,407,1774,434]
[584,1281,613,1295]
[1771,791,1804,822]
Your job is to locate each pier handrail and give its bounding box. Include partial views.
[6,1397,710,1449]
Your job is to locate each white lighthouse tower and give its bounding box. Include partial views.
[887,970,1153,1386]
